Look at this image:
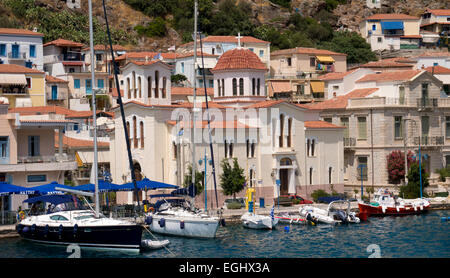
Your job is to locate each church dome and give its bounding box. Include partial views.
[212,48,267,72]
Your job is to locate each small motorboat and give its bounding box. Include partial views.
[299,200,360,225]
[241,212,279,229]
[358,188,430,217]
[141,239,170,250]
[275,213,306,225]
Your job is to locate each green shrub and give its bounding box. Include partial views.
[311,189,330,202]
[435,167,450,182]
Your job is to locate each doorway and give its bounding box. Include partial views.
[280,169,289,195]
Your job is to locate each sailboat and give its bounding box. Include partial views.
[145,1,220,239]
[241,206,279,229]
[16,0,145,251]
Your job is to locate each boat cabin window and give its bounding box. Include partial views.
[74,214,96,220]
[50,215,69,221]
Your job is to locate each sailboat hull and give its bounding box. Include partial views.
[16,224,143,249]
[148,215,219,238]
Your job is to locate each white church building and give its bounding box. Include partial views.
[110,48,345,207]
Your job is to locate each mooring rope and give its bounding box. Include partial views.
[142,224,176,256]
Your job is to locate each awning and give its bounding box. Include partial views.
[310,81,324,93]
[268,81,292,96]
[380,21,404,30]
[316,56,335,63]
[0,74,27,85]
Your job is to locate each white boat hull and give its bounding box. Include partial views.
[148,214,219,238]
[241,213,279,229]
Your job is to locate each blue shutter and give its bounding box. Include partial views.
[51,85,58,100]
[74,79,80,89]
[97,79,104,89]
[0,44,6,56]
[86,79,92,95]
[12,45,19,59]
[29,45,36,58]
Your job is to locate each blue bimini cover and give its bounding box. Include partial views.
[24,194,79,205]
[380,21,404,30]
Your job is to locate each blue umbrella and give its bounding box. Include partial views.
[120,178,178,191]
[0,182,35,196]
[74,180,120,192]
[28,181,73,195]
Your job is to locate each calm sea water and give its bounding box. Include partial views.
[0,210,449,258]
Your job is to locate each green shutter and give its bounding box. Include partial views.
[358,117,367,140]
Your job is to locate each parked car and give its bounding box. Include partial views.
[282,194,313,204]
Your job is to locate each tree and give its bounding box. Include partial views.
[183,164,204,196]
[219,158,245,199]
[171,74,188,85]
[386,150,414,184]
[399,162,429,199]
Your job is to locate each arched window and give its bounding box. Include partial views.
[257,78,261,95]
[279,114,284,148]
[252,78,256,95]
[221,79,225,96]
[138,76,142,98]
[311,139,315,156]
[328,167,332,184]
[127,78,131,99]
[133,116,138,148]
[232,78,237,96]
[155,71,159,98]
[239,78,244,95]
[126,121,130,146]
[287,118,292,148]
[132,71,136,98]
[147,76,152,98]
[280,157,292,166]
[140,121,144,148]
[162,77,167,98]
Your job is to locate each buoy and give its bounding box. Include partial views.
[180,220,185,229]
[159,218,165,228]
[284,226,290,233]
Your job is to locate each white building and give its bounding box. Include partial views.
[0,28,44,71]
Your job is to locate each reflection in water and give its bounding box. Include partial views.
[0,210,449,258]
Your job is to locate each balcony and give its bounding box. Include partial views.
[417,98,438,111]
[344,137,356,148]
[413,136,444,146]
[0,153,77,172]
[1,87,28,95]
[316,64,334,73]
[8,52,26,60]
[18,153,75,164]
[61,52,84,61]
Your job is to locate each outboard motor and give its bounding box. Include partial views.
[335,211,348,224]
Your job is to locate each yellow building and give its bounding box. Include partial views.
[0,64,46,107]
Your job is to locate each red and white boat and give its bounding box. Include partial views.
[358,188,430,218]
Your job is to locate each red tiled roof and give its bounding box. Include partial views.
[306,88,379,110]
[271,47,347,57]
[0,64,44,74]
[45,75,69,83]
[400,35,422,39]
[55,132,109,148]
[366,14,419,20]
[416,51,450,58]
[175,51,218,59]
[421,22,450,27]
[203,35,269,44]
[9,105,72,115]
[319,69,357,80]
[244,100,286,109]
[115,100,227,110]
[43,38,84,48]
[66,110,114,119]
[424,65,450,74]
[356,70,422,83]
[171,87,214,96]
[304,121,345,129]
[359,58,415,69]
[0,28,44,37]
[426,9,450,16]
[212,48,267,71]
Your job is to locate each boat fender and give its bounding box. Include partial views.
[159,218,165,228]
[220,218,226,227]
[414,206,417,211]
[396,207,399,212]
[284,226,290,233]
[180,220,185,229]
[145,216,153,225]
[381,206,386,214]
[58,224,63,238]
[73,224,78,237]
[22,226,30,233]
[420,205,423,211]
[44,225,49,237]
[31,224,36,235]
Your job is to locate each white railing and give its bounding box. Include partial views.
[18,153,75,164]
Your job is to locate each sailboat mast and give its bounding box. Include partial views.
[101,0,141,210]
[191,0,198,198]
[88,0,99,217]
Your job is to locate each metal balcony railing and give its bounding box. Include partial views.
[344,137,356,147]
[17,154,75,164]
[413,136,444,146]
[8,52,26,60]
[417,98,438,109]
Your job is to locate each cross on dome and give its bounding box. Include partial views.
[236,32,242,48]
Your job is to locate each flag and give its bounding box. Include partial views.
[270,206,274,221]
[153,53,162,60]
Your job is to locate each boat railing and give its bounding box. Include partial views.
[0,210,18,225]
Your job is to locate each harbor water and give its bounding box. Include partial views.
[0,210,449,258]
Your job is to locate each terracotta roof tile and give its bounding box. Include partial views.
[43,38,84,48]
[244,100,286,109]
[366,14,419,20]
[356,70,422,83]
[45,75,69,83]
[0,28,44,37]
[319,69,357,80]
[9,105,71,115]
[424,65,450,74]
[271,47,347,57]
[212,48,267,71]
[426,9,450,16]
[55,132,109,148]
[416,51,450,58]
[0,64,44,74]
[306,88,379,110]
[304,121,345,129]
[359,58,415,69]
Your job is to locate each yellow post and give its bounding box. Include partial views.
[245,187,255,212]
